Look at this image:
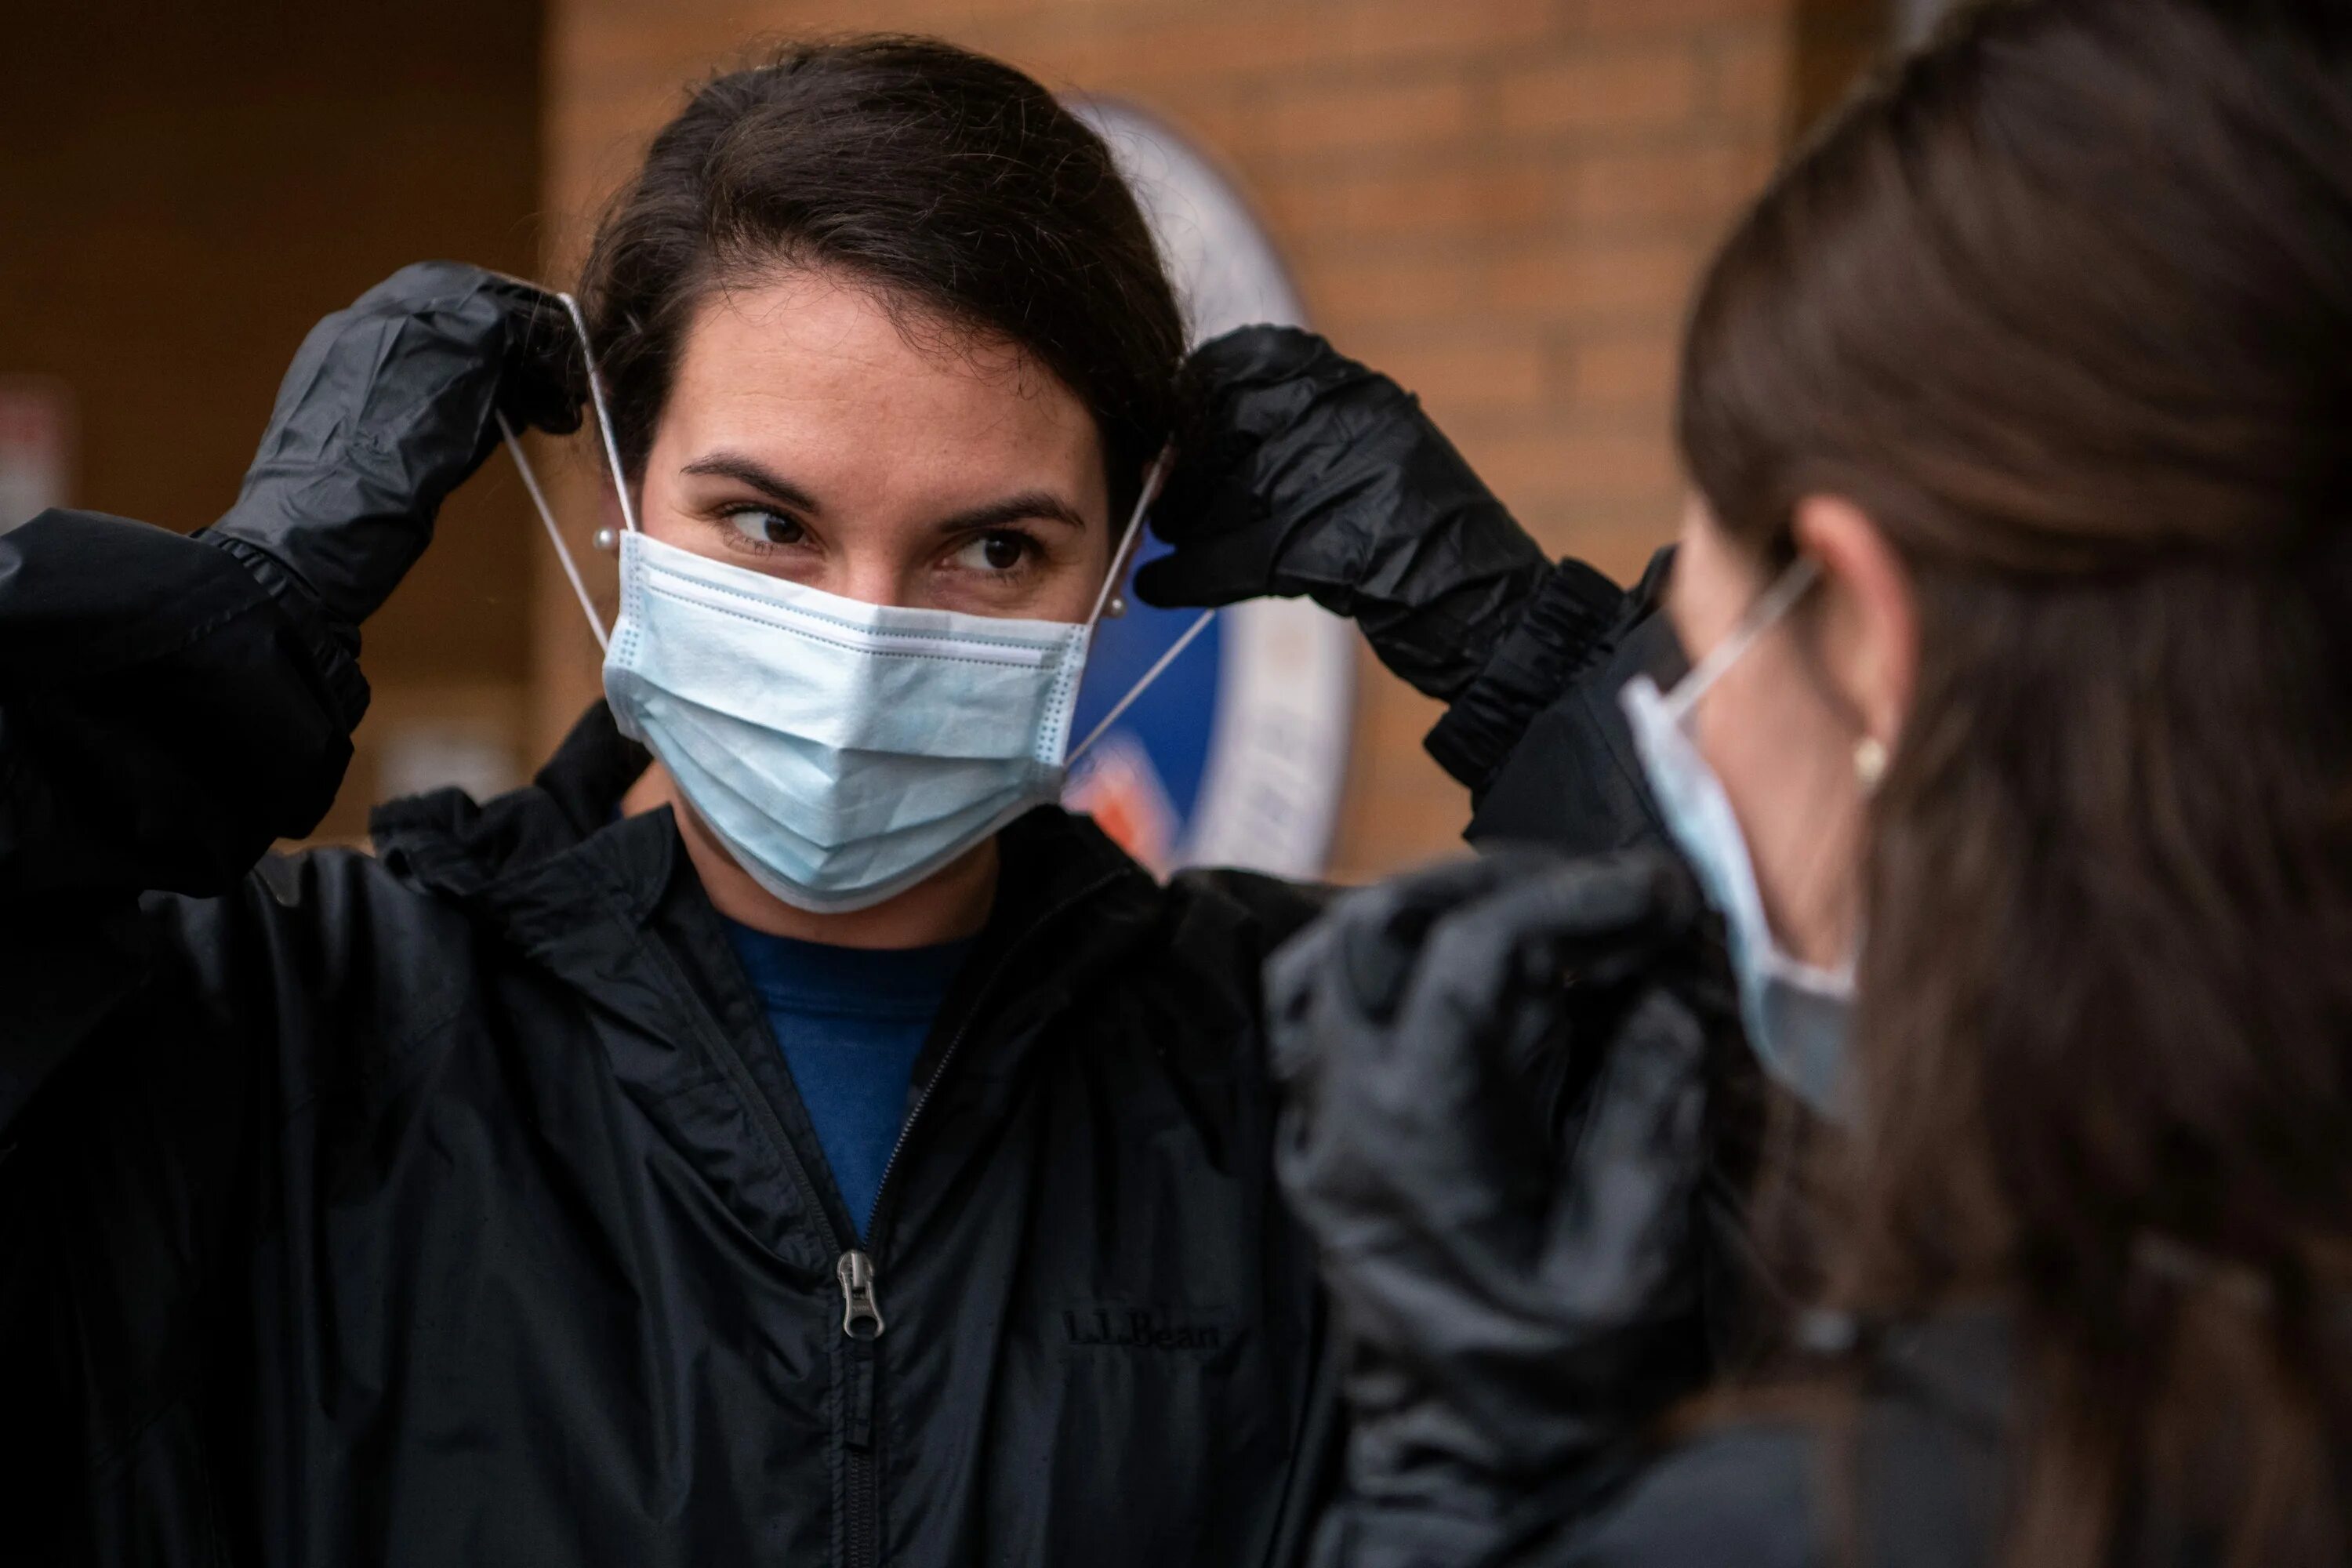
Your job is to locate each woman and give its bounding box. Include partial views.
[0,35,1635,1567]
[1275,0,2352,1563]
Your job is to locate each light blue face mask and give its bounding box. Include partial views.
[1618,559,1857,1116]
[501,292,1208,914]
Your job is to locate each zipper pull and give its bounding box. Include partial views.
[837,1250,885,1340]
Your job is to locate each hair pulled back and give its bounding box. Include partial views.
[1680,1,2352,1562]
[578,35,1183,515]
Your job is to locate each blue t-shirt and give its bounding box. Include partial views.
[721,920,971,1239]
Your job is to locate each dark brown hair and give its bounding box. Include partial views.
[1679,0,2352,1562]
[576,34,1183,517]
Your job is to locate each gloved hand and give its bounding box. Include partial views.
[1135,325,1556,702]
[1267,846,1733,1566]
[207,261,583,626]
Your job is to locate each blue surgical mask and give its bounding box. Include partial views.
[603,524,1136,913]
[501,291,1207,913]
[1618,560,1856,1116]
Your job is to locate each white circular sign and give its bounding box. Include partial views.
[1065,99,1356,880]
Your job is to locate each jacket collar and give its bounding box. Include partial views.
[369,703,1185,1263]
[367,700,653,905]
[367,702,1166,982]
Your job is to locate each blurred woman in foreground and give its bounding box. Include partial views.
[1275,0,2352,1562]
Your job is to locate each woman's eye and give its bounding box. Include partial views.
[723,508,805,547]
[953,532,1032,573]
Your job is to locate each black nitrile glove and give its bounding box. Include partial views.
[206,261,583,628]
[1136,325,1572,702]
[1268,847,1734,1568]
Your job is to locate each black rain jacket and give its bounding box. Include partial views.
[1449,549,1681,860]
[0,507,1341,1566]
[1501,1312,2012,1568]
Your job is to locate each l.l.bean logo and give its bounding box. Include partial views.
[1061,1305,1229,1354]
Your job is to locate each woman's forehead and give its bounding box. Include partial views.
[659,267,1109,527]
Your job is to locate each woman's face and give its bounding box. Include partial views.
[637,266,1118,621]
[1665,492,1911,968]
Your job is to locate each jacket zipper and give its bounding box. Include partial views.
[830,869,1130,1568]
[626,920,875,1566]
[839,1250,884,1568]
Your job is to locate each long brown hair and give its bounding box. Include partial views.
[1677,1,2352,1563]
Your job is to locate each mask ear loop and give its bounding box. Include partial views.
[1661,556,1821,726]
[495,289,637,654]
[1069,445,1217,765]
[554,291,639,536]
[1085,446,1172,628]
[1068,612,1217,764]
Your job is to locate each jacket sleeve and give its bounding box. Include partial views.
[1419,557,1627,797]
[0,845,461,1559]
[1482,1425,1821,1568]
[1448,551,1686,859]
[0,506,362,1138]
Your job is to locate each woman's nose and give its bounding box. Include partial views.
[832,550,923,610]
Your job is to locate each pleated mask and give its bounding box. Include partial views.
[499,290,1203,913]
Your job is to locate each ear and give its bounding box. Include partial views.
[1791,494,1916,753]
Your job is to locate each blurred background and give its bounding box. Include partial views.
[0,0,1947,881]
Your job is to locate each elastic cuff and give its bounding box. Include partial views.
[199,532,372,734]
[1425,557,1623,792]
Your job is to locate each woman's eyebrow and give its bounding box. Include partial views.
[933,492,1090,535]
[679,452,825,516]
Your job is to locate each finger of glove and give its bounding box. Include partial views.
[485,279,587,437]
[1268,863,1534,1222]
[1268,851,1560,1048]
[1279,861,1604,1274]
[1138,467,1380,617]
[1298,858,1715,1479]
[1265,850,1577,1152]
[1359,888,1598,1212]
[1337,946,1712,1460]
[1131,521,1287,609]
[1243,365,1545,697]
[1417,991,1719,1460]
[1183,323,1345,390]
[1266,874,1431,1120]
[1265,902,1355,1103]
[1345,854,1695,1229]
[1155,374,1272,549]
[1269,853,1610,1272]
[1335,853,1570,1022]
[1270,848,1683,1110]
[1147,328,1381,568]
[341,265,580,442]
[1174,325,1367,457]
[1149,332,1306,550]
[263,267,514,474]
[1534,982,1711,1319]
[343,260,502,316]
[1388,851,1688,1065]
[1238,375,1486,604]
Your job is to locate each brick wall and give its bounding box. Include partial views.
[0,0,543,840]
[539,0,1875,878]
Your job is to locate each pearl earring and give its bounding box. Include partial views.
[1105,593,1128,619]
[593,528,619,554]
[1854,736,1889,792]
